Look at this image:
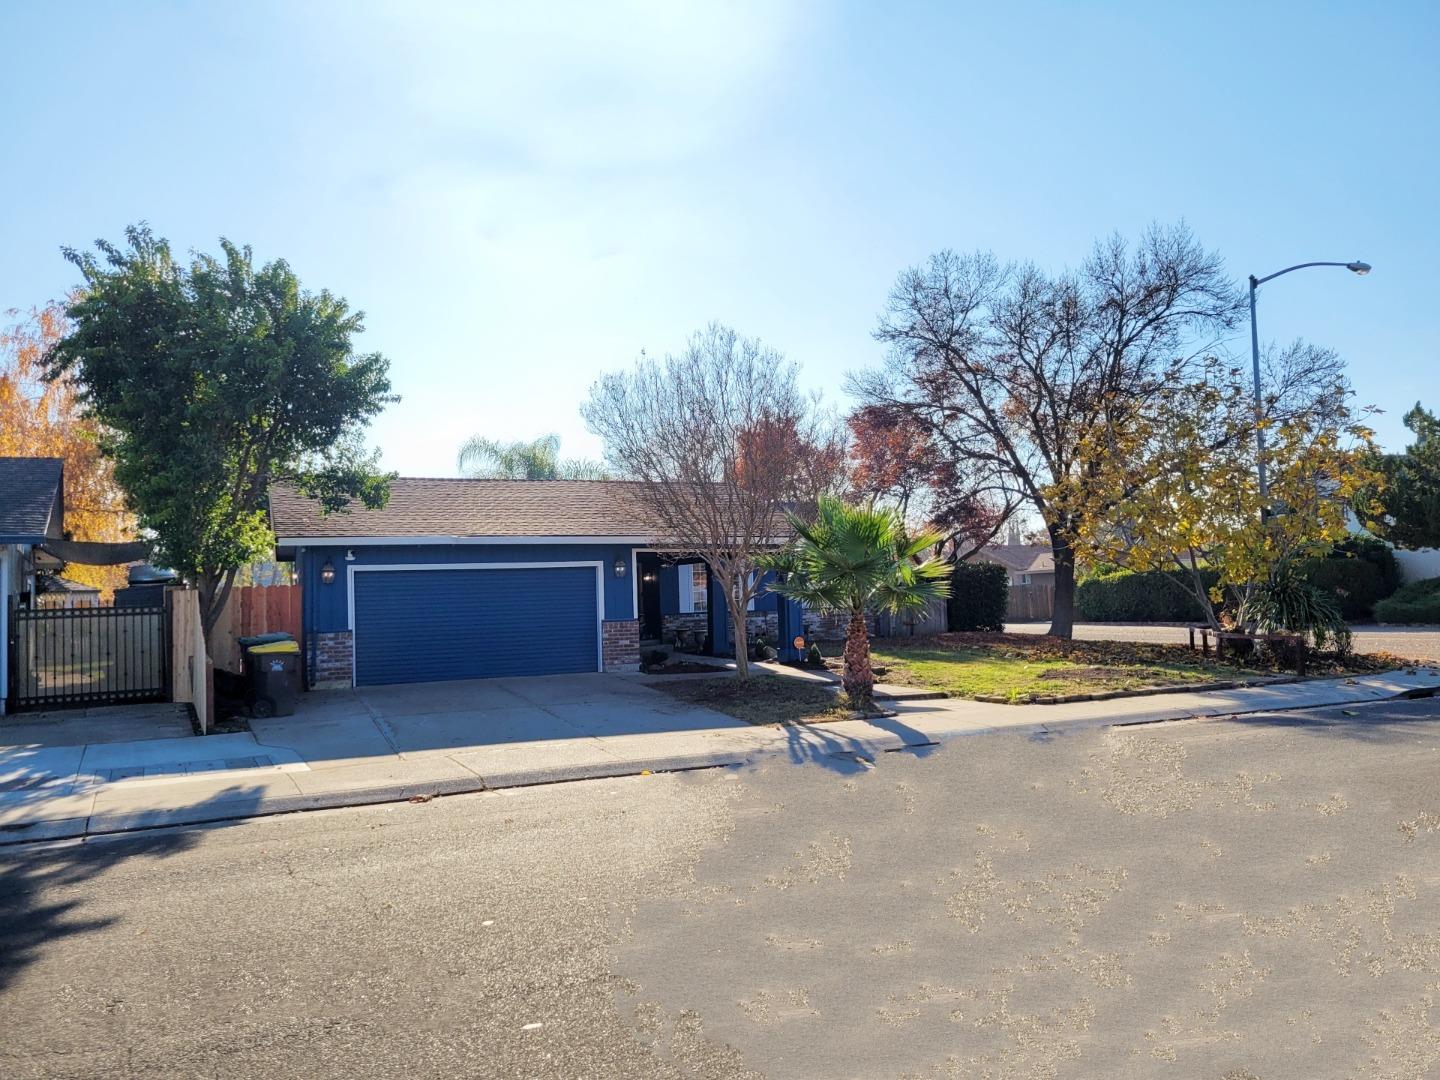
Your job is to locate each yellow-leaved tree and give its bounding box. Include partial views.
[1069,347,1382,633]
[0,302,133,595]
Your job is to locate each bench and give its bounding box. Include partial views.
[1188,626,1306,674]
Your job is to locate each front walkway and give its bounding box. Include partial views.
[2,667,1437,844]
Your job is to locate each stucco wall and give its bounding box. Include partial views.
[1395,548,1440,584]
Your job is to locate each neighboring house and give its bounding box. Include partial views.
[269,478,802,688]
[37,575,102,609]
[971,542,1056,587]
[0,457,66,713]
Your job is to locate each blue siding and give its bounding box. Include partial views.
[352,565,599,684]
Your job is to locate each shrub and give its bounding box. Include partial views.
[1334,535,1402,596]
[1075,568,1218,622]
[947,561,1008,631]
[642,648,669,668]
[1373,577,1440,624]
[1240,560,1351,653]
[1298,556,1386,620]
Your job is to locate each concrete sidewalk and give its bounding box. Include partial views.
[2,667,1437,844]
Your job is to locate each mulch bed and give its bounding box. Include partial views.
[641,661,733,675]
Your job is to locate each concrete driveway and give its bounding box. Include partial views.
[249,672,756,771]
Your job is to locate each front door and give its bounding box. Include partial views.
[638,553,663,641]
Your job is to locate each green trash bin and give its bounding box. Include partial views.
[243,638,301,718]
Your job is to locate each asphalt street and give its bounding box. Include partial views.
[3,697,1440,1078]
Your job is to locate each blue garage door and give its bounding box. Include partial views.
[352,565,600,686]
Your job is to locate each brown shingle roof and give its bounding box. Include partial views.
[975,543,1055,574]
[268,479,665,541]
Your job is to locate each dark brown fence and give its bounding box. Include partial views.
[7,601,170,710]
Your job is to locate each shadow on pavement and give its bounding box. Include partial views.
[1224,696,1440,743]
[0,783,265,993]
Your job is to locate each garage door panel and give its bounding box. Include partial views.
[352,565,599,685]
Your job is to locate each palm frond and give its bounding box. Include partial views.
[767,495,953,616]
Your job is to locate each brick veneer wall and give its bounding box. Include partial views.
[660,612,707,645]
[312,630,354,687]
[601,619,641,671]
[659,611,782,650]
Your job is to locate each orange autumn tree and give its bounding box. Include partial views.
[0,302,133,595]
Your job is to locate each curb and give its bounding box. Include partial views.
[3,677,1437,848]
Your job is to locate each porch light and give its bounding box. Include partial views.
[320,559,336,585]
[613,559,627,578]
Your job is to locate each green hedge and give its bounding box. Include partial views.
[1373,577,1440,625]
[1297,556,1387,621]
[1075,568,1217,622]
[947,561,1008,631]
[1333,535,1402,595]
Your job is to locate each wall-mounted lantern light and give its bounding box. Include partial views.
[613,558,628,578]
[320,559,337,585]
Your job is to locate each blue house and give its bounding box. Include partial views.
[269,478,806,688]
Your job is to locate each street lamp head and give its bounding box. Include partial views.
[1346,261,1372,276]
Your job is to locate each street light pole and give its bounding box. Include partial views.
[1246,260,1371,512]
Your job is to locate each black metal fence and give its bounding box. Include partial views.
[6,601,170,711]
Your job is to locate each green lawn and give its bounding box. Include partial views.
[651,674,854,726]
[870,639,1253,703]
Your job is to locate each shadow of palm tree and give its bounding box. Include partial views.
[0,783,266,993]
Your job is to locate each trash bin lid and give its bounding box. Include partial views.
[239,631,295,648]
[247,640,300,655]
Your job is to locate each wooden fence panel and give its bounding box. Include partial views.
[875,598,948,638]
[210,584,302,673]
[170,587,211,734]
[1006,584,1054,622]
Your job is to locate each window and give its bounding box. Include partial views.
[681,563,708,613]
[1020,573,1032,585]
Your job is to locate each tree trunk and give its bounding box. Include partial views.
[842,608,874,707]
[1046,529,1076,639]
[197,567,238,663]
[724,578,751,682]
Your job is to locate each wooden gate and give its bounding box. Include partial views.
[6,600,170,711]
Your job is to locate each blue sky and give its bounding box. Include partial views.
[2,2,1436,474]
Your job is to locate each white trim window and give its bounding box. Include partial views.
[680,563,708,613]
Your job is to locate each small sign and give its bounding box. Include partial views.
[793,636,805,650]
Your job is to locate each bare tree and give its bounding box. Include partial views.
[857,223,1244,637]
[582,323,835,678]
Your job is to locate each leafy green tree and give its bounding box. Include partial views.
[1367,403,1440,550]
[457,433,608,479]
[764,497,951,707]
[45,224,395,651]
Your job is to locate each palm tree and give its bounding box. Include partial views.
[457,434,609,480]
[764,496,951,707]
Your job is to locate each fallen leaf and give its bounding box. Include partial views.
[408,794,434,804]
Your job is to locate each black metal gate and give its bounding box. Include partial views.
[6,600,171,711]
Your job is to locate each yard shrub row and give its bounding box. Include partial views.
[1076,537,1403,623]
[1373,577,1440,624]
[1075,568,1216,622]
[947,561,1008,631]
[1296,556,1386,621]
